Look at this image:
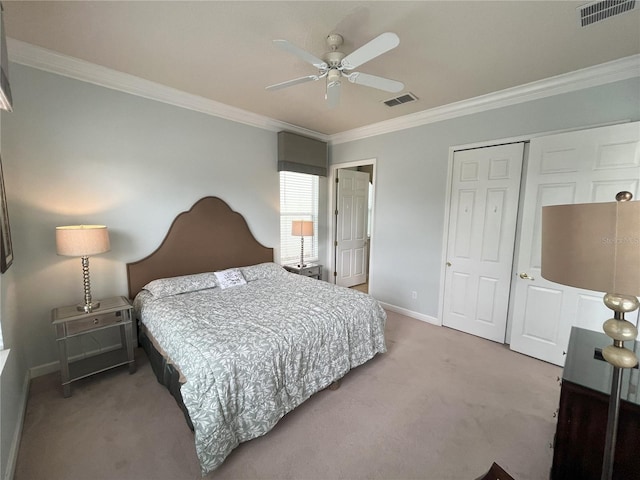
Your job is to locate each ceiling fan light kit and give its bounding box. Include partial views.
[266,32,405,107]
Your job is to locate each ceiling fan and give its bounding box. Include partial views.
[266,32,405,108]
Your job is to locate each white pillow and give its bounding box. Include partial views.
[240,262,287,282]
[214,268,247,289]
[143,272,218,298]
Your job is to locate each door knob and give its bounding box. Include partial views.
[519,272,535,280]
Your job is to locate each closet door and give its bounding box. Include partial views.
[442,143,524,342]
[509,122,640,366]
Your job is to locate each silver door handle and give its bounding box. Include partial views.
[519,272,535,280]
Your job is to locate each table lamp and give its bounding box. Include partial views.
[56,225,110,312]
[291,220,313,268]
[541,191,640,480]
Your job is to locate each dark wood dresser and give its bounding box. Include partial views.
[551,327,640,480]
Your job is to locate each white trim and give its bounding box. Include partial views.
[7,38,329,142]
[329,54,640,145]
[7,38,638,145]
[3,368,29,480]
[380,302,440,326]
[29,359,59,379]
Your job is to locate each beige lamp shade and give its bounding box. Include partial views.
[541,200,640,296]
[291,220,314,237]
[56,225,111,257]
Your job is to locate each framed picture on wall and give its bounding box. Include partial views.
[0,2,12,111]
[0,155,12,272]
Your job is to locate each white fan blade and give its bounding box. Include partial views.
[325,80,341,108]
[340,32,400,71]
[266,75,319,91]
[347,72,404,93]
[273,39,328,69]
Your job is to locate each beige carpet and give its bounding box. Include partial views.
[351,283,368,294]
[14,311,561,480]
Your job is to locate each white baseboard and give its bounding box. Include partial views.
[29,359,59,379]
[379,302,440,326]
[29,342,124,379]
[3,369,29,480]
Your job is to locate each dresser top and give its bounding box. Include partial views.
[563,327,640,405]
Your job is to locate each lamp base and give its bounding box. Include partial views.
[77,301,100,313]
[600,293,640,480]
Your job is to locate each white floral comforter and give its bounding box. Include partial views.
[134,263,386,474]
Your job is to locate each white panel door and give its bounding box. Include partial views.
[336,169,370,287]
[443,143,524,342]
[509,122,640,366]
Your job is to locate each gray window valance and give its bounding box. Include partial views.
[277,131,328,177]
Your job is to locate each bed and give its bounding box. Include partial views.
[127,196,387,474]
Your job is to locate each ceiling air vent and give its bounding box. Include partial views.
[383,92,418,107]
[578,0,636,27]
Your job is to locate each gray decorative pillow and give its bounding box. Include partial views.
[214,268,247,289]
[143,272,218,298]
[240,262,287,282]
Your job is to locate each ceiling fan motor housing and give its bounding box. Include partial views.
[325,51,345,68]
[327,69,341,84]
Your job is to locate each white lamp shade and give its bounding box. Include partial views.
[56,225,111,257]
[291,220,314,237]
[541,200,640,296]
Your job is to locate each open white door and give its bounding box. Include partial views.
[509,122,640,366]
[443,143,524,343]
[336,169,369,287]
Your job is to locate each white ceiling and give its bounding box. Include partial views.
[4,1,640,136]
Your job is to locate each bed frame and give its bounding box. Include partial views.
[126,196,274,428]
[127,196,273,299]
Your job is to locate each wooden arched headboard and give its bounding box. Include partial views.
[126,197,274,299]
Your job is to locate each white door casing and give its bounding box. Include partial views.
[442,143,525,343]
[509,122,640,366]
[336,169,370,287]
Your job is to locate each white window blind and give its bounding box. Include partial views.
[280,171,318,265]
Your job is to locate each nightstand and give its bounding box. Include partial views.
[51,296,136,397]
[284,263,322,280]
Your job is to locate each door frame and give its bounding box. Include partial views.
[437,121,627,333]
[328,158,377,289]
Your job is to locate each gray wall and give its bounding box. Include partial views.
[330,77,640,318]
[0,63,281,478]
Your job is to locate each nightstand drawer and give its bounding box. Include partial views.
[66,311,126,336]
[283,263,322,279]
[299,265,320,277]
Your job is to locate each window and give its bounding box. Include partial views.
[280,171,318,265]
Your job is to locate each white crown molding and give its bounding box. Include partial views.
[330,54,640,145]
[7,38,328,142]
[8,38,638,145]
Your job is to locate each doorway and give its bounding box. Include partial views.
[329,159,376,293]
